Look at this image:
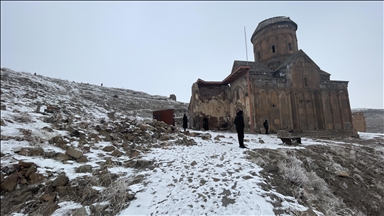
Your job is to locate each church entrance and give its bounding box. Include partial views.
[203,118,209,130]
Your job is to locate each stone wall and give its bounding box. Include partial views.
[352,112,366,132]
[189,84,231,130]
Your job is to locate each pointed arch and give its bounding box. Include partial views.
[304,90,315,130]
[314,90,325,130]
[279,90,290,130]
[321,90,334,129]
[269,89,279,131]
[339,91,352,129]
[330,91,342,129]
[255,89,269,130]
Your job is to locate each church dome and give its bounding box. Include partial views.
[251,16,298,43]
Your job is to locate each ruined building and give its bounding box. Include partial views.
[188,16,355,134]
[352,112,366,132]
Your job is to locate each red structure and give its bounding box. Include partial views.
[153,109,174,126]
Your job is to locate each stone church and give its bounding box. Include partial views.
[188,16,355,134]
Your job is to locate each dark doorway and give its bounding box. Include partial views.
[203,118,209,130]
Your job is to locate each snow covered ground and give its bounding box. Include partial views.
[2,68,384,215]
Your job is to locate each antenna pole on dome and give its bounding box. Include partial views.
[244,26,248,65]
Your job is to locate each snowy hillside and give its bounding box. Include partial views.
[1,68,384,216]
[0,68,188,121]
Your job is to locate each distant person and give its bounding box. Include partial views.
[173,114,175,126]
[263,119,269,134]
[183,113,188,132]
[234,110,246,148]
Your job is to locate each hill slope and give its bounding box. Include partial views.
[352,108,384,133]
[0,68,188,121]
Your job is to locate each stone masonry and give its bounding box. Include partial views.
[188,16,355,136]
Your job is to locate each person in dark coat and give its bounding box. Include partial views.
[234,110,246,148]
[263,119,269,134]
[183,113,188,132]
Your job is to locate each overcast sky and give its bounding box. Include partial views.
[1,1,383,109]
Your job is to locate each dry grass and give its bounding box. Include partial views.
[13,111,32,123]
[99,177,136,214]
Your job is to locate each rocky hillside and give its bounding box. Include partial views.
[0,68,189,122]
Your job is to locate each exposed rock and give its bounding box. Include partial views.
[76,156,88,163]
[70,130,81,137]
[55,153,71,161]
[99,170,118,187]
[25,165,37,177]
[42,126,54,132]
[55,185,77,199]
[29,147,45,156]
[18,161,35,168]
[104,157,113,165]
[72,207,88,215]
[111,149,123,157]
[40,192,56,202]
[130,150,140,158]
[12,191,33,204]
[201,133,212,140]
[17,148,31,156]
[44,150,56,158]
[95,125,103,131]
[0,104,6,110]
[125,159,154,169]
[159,134,170,141]
[29,172,45,184]
[52,173,69,187]
[33,200,59,216]
[0,119,6,126]
[66,148,83,159]
[1,173,18,192]
[336,171,349,178]
[175,137,197,146]
[75,165,93,173]
[102,145,116,152]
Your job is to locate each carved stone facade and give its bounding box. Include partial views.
[188,16,355,135]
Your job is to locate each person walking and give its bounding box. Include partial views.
[263,119,269,134]
[234,110,246,148]
[183,113,188,132]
